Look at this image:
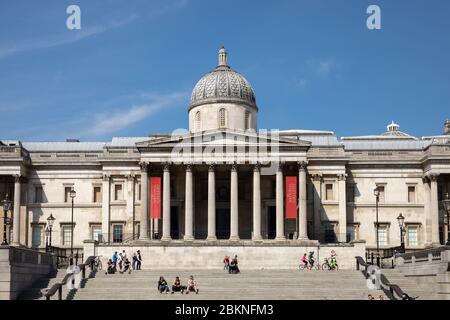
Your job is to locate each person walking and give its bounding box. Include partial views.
[112,251,118,273]
[137,250,142,270]
[132,252,138,270]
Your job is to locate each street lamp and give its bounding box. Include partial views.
[442,193,450,246]
[44,226,50,252]
[397,213,406,253]
[373,187,380,264]
[69,189,76,265]
[46,213,55,252]
[1,194,12,245]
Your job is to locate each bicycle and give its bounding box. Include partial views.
[321,258,339,271]
[299,260,320,270]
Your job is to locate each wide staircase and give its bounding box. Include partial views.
[21,268,389,300]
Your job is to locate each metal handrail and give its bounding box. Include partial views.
[44,256,95,300]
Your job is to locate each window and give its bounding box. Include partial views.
[377,186,385,202]
[35,186,43,203]
[244,111,250,130]
[93,186,101,203]
[408,186,416,203]
[91,225,102,242]
[195,111,201,131]
[219,108,226,128]
[346,225,358,242]
[64,187,73,203]
[377,225,388,246]
[113,224,123,243]
[114,184,123,201]
[31,225,43,248]
[407,225,418,246]
[325,184,334,201]
[325,224,336,243]
[346,185,355,203]
[62,226,73,246]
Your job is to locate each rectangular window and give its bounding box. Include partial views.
[35,186,43,203]
[114,184,123,201]
[31,225,43,248]
[64,187,72,203]
[407,226,418,246]
[377,225,388,246]
[346,185,355,203]
[325,184,334,201]
[62,226,72,246]
[91,225,102,242]
[113,224,123,243]
[93,186,101,203]
[377,186,385,202]
[408,186,416,203]
[325,224,336,243]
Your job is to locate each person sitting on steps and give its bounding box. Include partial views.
[157,276,170,294]
[123,258,132,274]
[229,255,240,274]
[105,259,115,275]
[171,276,186,294]
[185,275,199,294]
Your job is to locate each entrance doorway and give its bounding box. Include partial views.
[267,206,276,239]
[170,206,179,239]
[216,208,230,239]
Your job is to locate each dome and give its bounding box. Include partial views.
[189,47,257,111]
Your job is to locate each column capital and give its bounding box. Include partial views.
[185,163,193,172]
[277,162,284,172]
[163,162,171,172]
[126,174,135,181]
[208,163,216,172]
[253,162,261,172]
[297,161,307,171]
[311,174,322,182]
[139,162,149,172]
[102,173,111,182]
[231,162,238,172]
[338,173,347,181]
[429,173,439,182]
[13,174,21,183]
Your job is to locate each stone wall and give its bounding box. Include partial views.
[0,246,56,300]
[91,241,366,270]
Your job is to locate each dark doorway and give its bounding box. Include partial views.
[170,206,179,239]
[216,208,230,239]
[267,206,276,239]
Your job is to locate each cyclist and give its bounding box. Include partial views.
[329,251,338,270]
[308,251,315,269]
[300,253,308,269]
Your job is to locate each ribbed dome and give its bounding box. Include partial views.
[189,47,257,110]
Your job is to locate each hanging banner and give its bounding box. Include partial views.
[285,176,297,219]
[150,177,161,219]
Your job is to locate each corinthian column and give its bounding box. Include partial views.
[298,162,309,240]
[230,163,239,240]
[184,164,194,241]
[430,174,440,245]
[252,163,262,240]
[276,163,285,240]
[12,175,21,246]
[338,174,347,242]
[207,164,217,241]
[138,163,148,240]
[161,163,171,241]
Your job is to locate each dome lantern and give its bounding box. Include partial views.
[218,46,228,67]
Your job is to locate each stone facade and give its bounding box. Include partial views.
[1,48,450,257]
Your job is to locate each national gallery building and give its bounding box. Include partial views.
[1,48,450,254]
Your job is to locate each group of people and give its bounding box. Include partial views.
[223,255,240,274]
[106,250,143,275]
[300,250,338,270]
[157,275,199,294]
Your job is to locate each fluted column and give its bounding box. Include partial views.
[230,163,239,240]
[12,175,21,246]
[298,162,308,240]
[430,174,440,245]
[207,164,217,241]
[139,163,148,240]
[276,163,285,240]
[161,163,171,241]
[184,164,194,241]
[338,174,347,242]
[252,163,262,240]
[102,174,111,242]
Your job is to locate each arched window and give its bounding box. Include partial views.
[219,108,226,128]
[195,111,201,131]
[245,111,250,130]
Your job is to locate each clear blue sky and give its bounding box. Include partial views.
[0,0,449,141]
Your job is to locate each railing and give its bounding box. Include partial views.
[97,233,140,244]
[44,256,95,300]
[355,256,413,300]
[40,247,83,268]
[399,246,449,261]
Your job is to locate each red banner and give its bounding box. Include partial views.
[285,176,297,219]
[150,177,161,219]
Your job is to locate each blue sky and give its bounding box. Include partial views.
[0,0,449,141]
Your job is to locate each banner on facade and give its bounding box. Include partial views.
[285,176,297,219]
[150,177,161,219]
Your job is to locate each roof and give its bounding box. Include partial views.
[21,141,106,152]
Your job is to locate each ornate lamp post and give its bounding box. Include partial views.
[1,194,12,245]
[46,213,55,252]
[397,213,406,253]
[69,189,76,265]
[373,187,380,263]
[44,226,50,252]
[442,193,450,246]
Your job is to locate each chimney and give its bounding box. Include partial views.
[445,119,450,135]
[66,138,80,142]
